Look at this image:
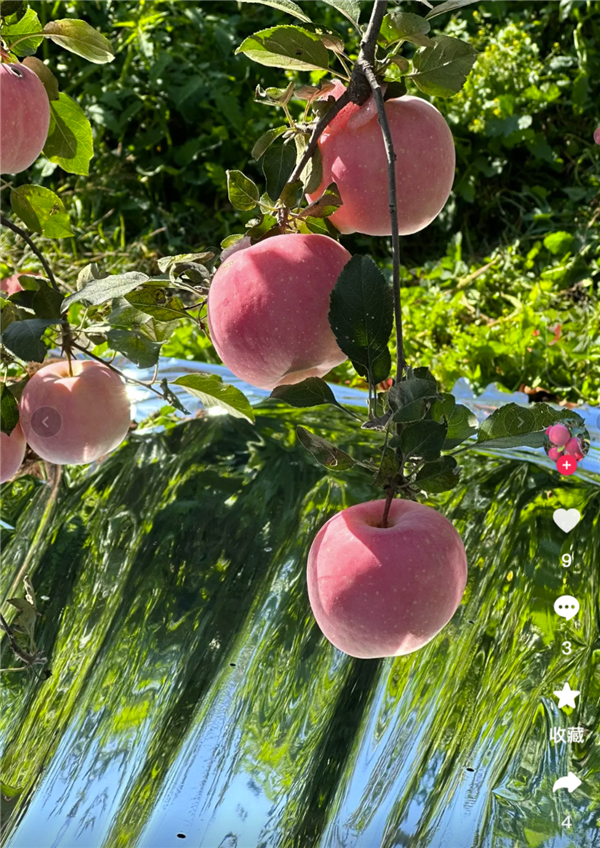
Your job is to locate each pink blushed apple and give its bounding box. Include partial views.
[563,436,583,461]
[19,360,131,465]
[0,61,51,174]
[307,498,468,659]
[548,423,571,447]
[0,422,26,483]
[207,233,350,391]
[307,80,455,236]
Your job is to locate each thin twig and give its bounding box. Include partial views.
[287,90,351,186]
[362,64,404,378]
[70,341,166,399]
[1,214,60,294]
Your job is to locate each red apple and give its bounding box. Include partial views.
[1,274,24,296]
[0,422,26,483]
[207,233,350,391]
[307,80,455,236]
[307,498,468,659]
[0,61,51,174]
[19,360,131,465]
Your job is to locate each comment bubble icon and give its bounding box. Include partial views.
[554,595,579,621]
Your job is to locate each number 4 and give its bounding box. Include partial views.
[562,815,572,829]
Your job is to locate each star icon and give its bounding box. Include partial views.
[554,682,580,710]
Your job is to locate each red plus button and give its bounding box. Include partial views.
[557,455,578,476]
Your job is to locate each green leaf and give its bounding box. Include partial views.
[296,425,355,471]
[2,8,43,56]
[0,1,25,18]
[373,447,401,488]
[108,298,151,329]
[43,92,94,175]
[10,185,73,238]
[1,318,61,362]
[475,403,580,450]
[425,0,479,20]
[329,255,393,385]
[43,19,114,64]
[7,597,37,644]
[239,0,312,23]
[270,377,346,412]
[221,233,245,251]
[299,183,342,219]
[236,25,330,72]
[322,0,361,29]
[22,56,59,100]
[543,231,574,256]
[262,144,296,201]
[76,262,102,290]
[411,34,478,98]
[157,252,214,274]
[32,282,63,319]
[1,384,20,435]
[390,375,440,418]
[174,374,255,423]
[226,170,260,211]
[63,272,148,309]
[415,456,460,493]
[294,134,323,194]
[443,403,478,449]
[106,327,162,369]
[254,81,295,107]
[251,125,289,160]
[399,420,448,461]
[125,288,187,322]
[380,12,434,48]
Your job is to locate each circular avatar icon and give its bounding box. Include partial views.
[30,406,63,438]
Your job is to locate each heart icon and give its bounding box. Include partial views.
[553,508,581,533]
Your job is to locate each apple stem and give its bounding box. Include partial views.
[381,486,395,528]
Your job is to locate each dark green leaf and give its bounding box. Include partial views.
[174,374,255,423]
[443,403,478,449]
[227,170,260,211]
[299,183,342,219]
[380,11,434,48]
[373,447,401,488]
[236,25,330,72]
[43,92,94,175]
[125,288,187,322]
[108,298,151,329]
[270,378,345,412]
[106,328,162,369]
[394,397,431,423]
[1,385,20,435]
[412,366,438,384]
[322,0,361,29]
[329,255,393,385]
[280,179,304,208]
[251,125,289,160]
[43,19,114,64]
[32,282,63,319]
[262,144,296,201]
[22,56,59,100]
[0,1,24,18]
[10,185,73,238]
[246,214,278,240]
[411,35,478,97]
[2,318,61,362]
[415,456,460,492]
[389,374,439,415]
[399,419,447,461]
[475,402,580,450]
[296,425,355,471]
[430,391,456,423]
[63,272,148,309]
[426,0,479,20]
[238,0,312,23]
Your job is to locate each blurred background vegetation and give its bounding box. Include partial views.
[2,0,599,404]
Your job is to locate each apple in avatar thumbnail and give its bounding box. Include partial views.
[0,422,26,483]
[207,233,350,391]
[19,360,131,465]
[0,61,51,174]
[307,498,468,659]
[307,80,456,237]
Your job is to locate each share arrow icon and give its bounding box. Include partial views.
[552,772,582,794]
